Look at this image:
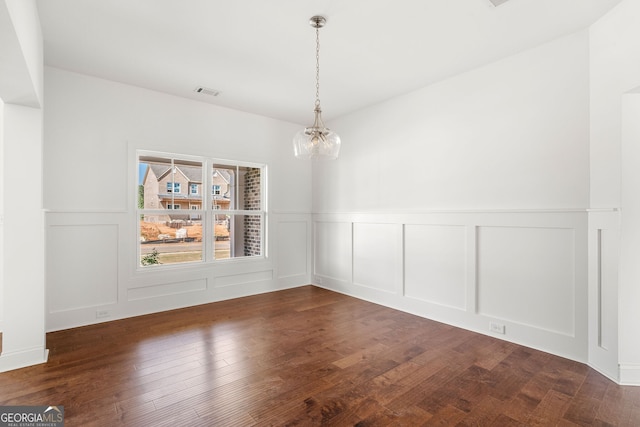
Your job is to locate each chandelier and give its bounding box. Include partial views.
[293,16,341,160]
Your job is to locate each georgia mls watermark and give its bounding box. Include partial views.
[0,406,64,427]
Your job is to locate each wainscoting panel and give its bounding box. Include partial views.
[477,226,575,336]
[353,223,400,294]
[598,228,618,352]
[215,270,273,288]
[314,221,352,283]
[128,279,207,301]
[277,220,308,279]
[404,224,467,310]
[588,210,620,382]
[47,223,119,313]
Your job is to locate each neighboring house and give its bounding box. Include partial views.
[142,164,232,222]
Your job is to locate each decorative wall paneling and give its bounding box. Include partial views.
[276,219,311,287]
[313,210,588,363]
[45,211,311,332]
[587,209,620,382]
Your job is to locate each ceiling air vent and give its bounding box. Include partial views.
[488,0,510,6]
[194,86,221,97]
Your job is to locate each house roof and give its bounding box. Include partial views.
[180,165,203,183]
[146,163,232,184]
[148,164,171,182]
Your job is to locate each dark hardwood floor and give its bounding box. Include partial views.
[0,286,639,426]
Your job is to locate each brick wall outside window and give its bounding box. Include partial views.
[243,168,261,256]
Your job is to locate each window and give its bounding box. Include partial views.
[137,151,266,268]
[210,163,263,260]
[166,182,181,193]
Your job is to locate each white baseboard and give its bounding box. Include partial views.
[0,347,48,373]
[619,364,640,386]
[588,361,620,384]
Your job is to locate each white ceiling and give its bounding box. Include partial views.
[36,0,621,125]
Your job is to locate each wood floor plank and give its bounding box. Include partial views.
[457,394,504,426]
[526,389,573,426]
[423,404,467,425]
[563,369,611,425]
[332,341,389,369]
[247,378,335,424]
[0,285,638,426]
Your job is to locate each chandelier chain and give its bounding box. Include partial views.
[292,15,340,160]
[315,26,321,108]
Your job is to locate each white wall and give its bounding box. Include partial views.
[43,67,312,331]
[313,31,591,362]
[590,0,640,385]
[620,94,640,384]
[314,31,589,213]
[0,0,42,107]
[589,1,640,209]
[1,104,46,370]
[0,0,47,372]
[0,98,4,335]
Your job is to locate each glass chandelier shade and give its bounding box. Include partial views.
[293,106,341,160]
[293,16,341,160]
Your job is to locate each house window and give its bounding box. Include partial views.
[166,182,181,193]
[137,151,266,267]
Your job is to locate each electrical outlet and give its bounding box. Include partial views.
[315,276,323,285]
[490,322,506,334]
[96,310,111,319]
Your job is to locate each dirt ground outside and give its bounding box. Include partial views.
[140,221,230,265]
[140,221,229,241]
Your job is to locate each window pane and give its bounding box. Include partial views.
[211,165,234,210]
[210,165,261,211]
[140,214,203,266]
[214,214,230,260]
[138,154,204,267]
[214,214,262,260]
[140,156,203,211]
